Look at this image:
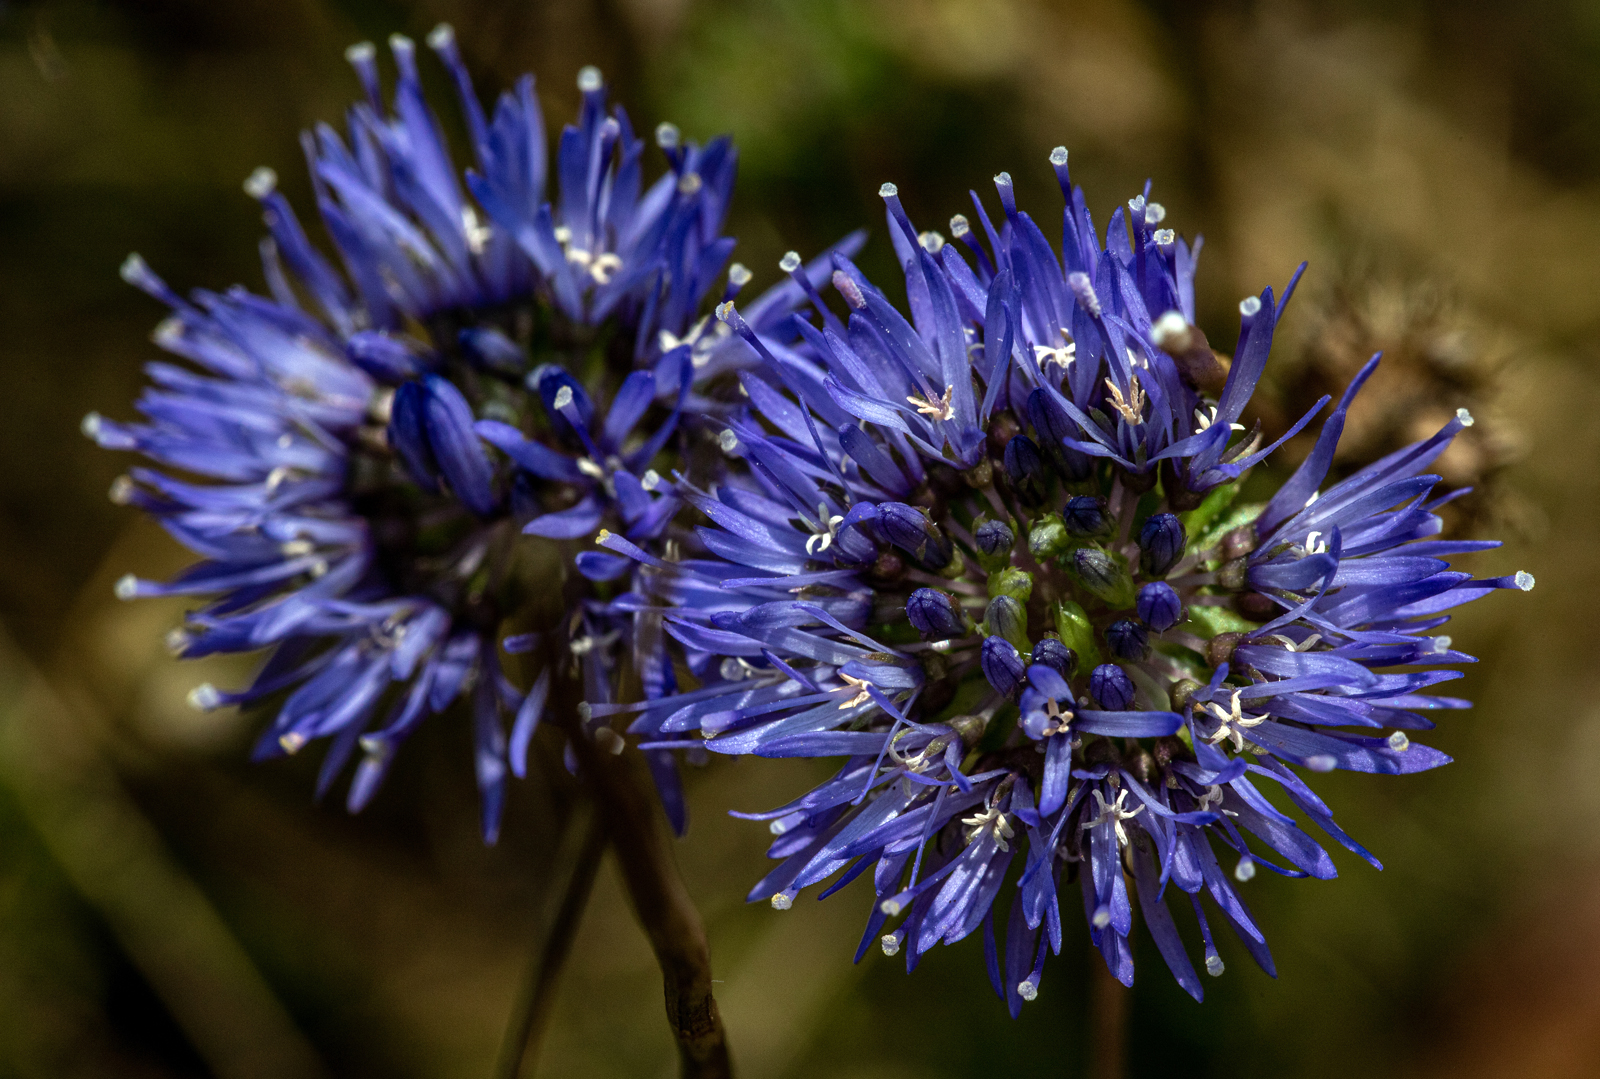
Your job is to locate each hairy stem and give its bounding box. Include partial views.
[557,712,732,1078]
[494,803,609,1079]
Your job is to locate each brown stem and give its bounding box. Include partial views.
[1088,952,1130,1079]
[556,712,732,1078]
[493,804,609,1079]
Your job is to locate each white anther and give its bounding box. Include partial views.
[1128,195,1146,217]
[553,225,572,245]
[1234,857,1256,882]
[960,806,1015,852]
[881,930,904,956]
[768,818,788,835]
[280,539,314,557]
[553,385,575,411]
[1457,407,1474,427]
[279,731,308,754]
[1104,376,1147,425]
[1081,788,1145,847]
[994,171,1013,188]
[187,683,221,712]
[949,214,970,237]
[1049,145,1068,167]
[593,727,626,755]
[728,263,752,286]
[119,253,149,285]
[1306,755,1337,772]
[1033,338,1076,371]
[1431,635,1452,653]
[114,574,138,601]
[426,23,455,49]
[1193,404,1246,434]
[588,252,622,284]
[244,167,277,198]
[779,250,802,273]
[80,412,103,441]
[769,890,795,911]
[655,121,680,149]
[276,433,294,449]
[641,469,661,491]
[577,65,603,92]
[1145,202,1166,225]
[108,476,134,504]
[1017,979,1039,1001]
[154,317,184,347]
[718,429,739,454]
[1205,954,1225,977]
[878,181,898,198]
[461,205,491,255]
[835,674,874,711]
[804,501,846,556]
[1387,731,1410,752]
[1153,228,1175,245]
[1202,690,1266,753]
[164,627,191,655]
[1091,906,1112,929]
[345,41,376,63]
[1515,571,1535,591]
[307,559,329,579]
[918,231,944,253]
[1303,530,1328,555]
[1196,785,1235,816]
[677,171,702,195]
[1239,295,1263,317]
[906,384,956,422]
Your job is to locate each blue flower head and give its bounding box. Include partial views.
[82,29,853,843]
[601,148,1532,1006]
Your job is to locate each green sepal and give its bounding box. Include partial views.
[988,566,1034,603]
[1186,603,1261,637]
[1052,599,1102,668]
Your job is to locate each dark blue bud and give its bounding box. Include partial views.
[421,376,497,517]
[1002,435,1046,504]
[878,502,952,569]
[1136,581,1184,632]
[907,588,964,640]
[975,517,1015,558]
[459,326,526,374]
[1139,513,1187,578]
[981,636,1026,700]
[1089,663,1135,711]
[1031,637,1078,681]
[1025,387,1092,481]
[1063,495,1111,537]
[1105,619,1149,660]
[984,595,1028,650]
[347,330,428,382]
[388,380,439,492]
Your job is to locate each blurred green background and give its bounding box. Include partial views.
[0,0,1590,1075]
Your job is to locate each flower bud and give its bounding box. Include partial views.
[974,517,1015,571]
[907,588,965,641]
[1105,619,1149,660]
[1028,516,1071,560]
[1073,547,1136,607]
[988,567,1033,604]
[878,502,953,569]
[1206,631,1245,669]
[1090,663,1135,711]
[1138,513,1187,578]
[981,636,1026,700]
[984,595,1029,651]
[1136,581,1184,632]
[1052,600,1100,666]
[1002,435,1047,504]
[1031,637,1078,681]
[1063,496,1111,537]
[1026,388,1092,481]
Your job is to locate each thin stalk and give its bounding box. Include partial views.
[1087,949,1130,1079]
[557,712,732,1078]
[493,804,609,1079]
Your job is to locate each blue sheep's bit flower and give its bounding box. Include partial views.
[86,29,797,844]
[599,145,1533,1010]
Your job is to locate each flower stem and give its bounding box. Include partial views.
[1088,949,1130,1079]
[557,712,732,1078]
[493,802,608,1079]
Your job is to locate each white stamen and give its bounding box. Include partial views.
[1205,954,1225,977]
[804,501,846,556]
[1202,691,1266,753]
[728,263,752,286]
[1306,754,1337,772]
[880,898,902,916]
[461,205,491,255]
[1234,857,1257,882]
[119,253,149,285]
[553,385,574,411]
[881,930,904,956]
[1081,788,1145,847]
[906,384,956,422]
[878,181,898,198]
[835,674,874,710]
[108,476,134,504]
[1145,202,1166,224]
[553,225,572,245]
[959,806,1015,852]
[1515,571,1535,591]
[1017,979,1039,1001]
[676,171,702,195]
[1091,905,1112,928]
[594,727,626,755]
[1128,195,1146,217]
[1239,295,1263,317]
[1049,145,1068,167]
[280,539,314,557]
[164,627,191,655]
[243,167,277,198]
[655,122,680,149]
[779,250,802,273]
[307,559,329,579]
[1104,376,1147,424]
[1033,332,1075,372]
[718,429,739,454]
[426,23,455,49]
[994,171,1012,188]
[918,231,944,254]
[1153,228,1175,245]
[1303,530,1328,555]
[80,412,103,441]
[949,214,970,238]
[279,731,307,754]
[345,42,376,63]
[577,65,603,92]
[1387,731,1410,752]
[1457,407,1474,427]
[641,470,661,491]
[114,574,138,601]
[576,455,604,480]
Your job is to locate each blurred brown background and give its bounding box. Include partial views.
[0,0,1590,1076]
